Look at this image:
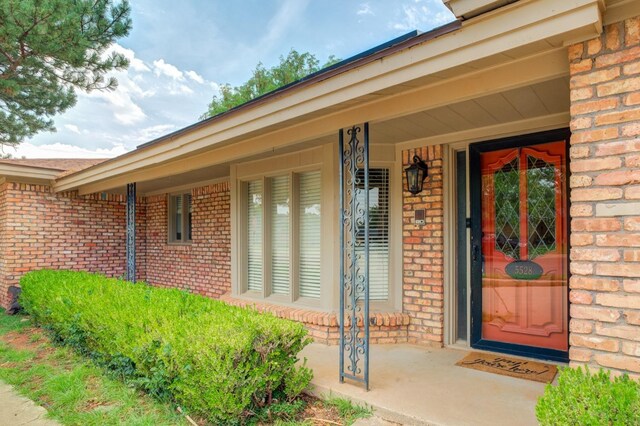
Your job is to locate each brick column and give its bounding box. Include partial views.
[568,16,640,376]
[402,145,444,345]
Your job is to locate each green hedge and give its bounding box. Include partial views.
[536,366,640,425]
[20,270,313,423]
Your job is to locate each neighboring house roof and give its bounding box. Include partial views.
[0,158,106,172]
[0,158,107,181]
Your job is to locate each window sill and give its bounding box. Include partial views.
[219,294,410,328]
[166,241,193,247]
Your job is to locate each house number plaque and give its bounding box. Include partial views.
[505,260,543,280]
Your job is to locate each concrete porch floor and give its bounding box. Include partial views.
[302,343,549,426]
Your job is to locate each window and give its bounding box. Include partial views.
[169,193,192,243]
[244,171,321,300]
[355,168,390,301]
[298,171,321,298]
[247,181,263,291]
[271,176,290,295]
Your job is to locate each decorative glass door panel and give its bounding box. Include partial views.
[479,140,567,352]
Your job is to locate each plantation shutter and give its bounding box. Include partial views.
[369,169,390,301]
[271,176,290,295]
[247,180,263,292]
[298,171,321,298]
[356,168,389,301]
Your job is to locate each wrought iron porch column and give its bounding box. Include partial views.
[339,123,370,390]
[126,183,136,282]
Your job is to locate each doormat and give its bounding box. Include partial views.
[456,352,557,383]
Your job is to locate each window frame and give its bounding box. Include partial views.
[168,191,193,244]
[239,167,323,307]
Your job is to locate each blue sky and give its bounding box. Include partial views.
[9,0,454,158]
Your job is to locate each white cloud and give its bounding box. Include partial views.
[64,124,81,134]
[107,43,150,72]
[153,59,185,80]
[134,124,177,143]
[186,70,205,84]
[7,142,129,159]
[83,86,147,126]
[357,3,374,16]
[169,84,194,95]
[390,0,452,31]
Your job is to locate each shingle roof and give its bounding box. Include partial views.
[0,158,107,177]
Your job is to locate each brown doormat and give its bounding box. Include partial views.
[456,352,557,383]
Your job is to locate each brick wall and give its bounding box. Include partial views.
[568,16,640,376]
[144,182,231,298]
[0,182,146,307]
[402,145,445,345]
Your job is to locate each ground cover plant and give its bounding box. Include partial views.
[536,366,640,425]
[19,270,314,424]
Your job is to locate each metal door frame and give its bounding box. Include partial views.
[469,128,571,362]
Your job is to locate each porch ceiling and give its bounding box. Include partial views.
[105,74,570,195]
[371,76,570,145]
[260,75,570,149]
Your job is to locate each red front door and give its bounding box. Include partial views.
[474,138,568,354]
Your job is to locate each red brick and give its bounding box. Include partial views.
[594,353,640,373]
[625,217,640,231]
[570,334,619,352]
[571,128,619,144]
[624,250,640,262]
[570,319,594,333]
[595,46,640,68]
[605,22,622,51]
[625,92,640,106]
[570,59,593,74]
[595,108,640,126]
[594,170,640,186]
[596,233,640,247]
[571,187,623,201]
[571,233,594,246]
[570,347,593,362]
[570,204,593,217]
[570,276,620,292]
[568,44,584,61]
[570,290,593,304]
[624,61,640,76]
[571,305,620,322]
[598,76,640,97]
[594,140,640,156]
[572,218,621,232]
[570,98,618,116]
[596,293,640,308]
[587,37,602,56]
[571,67,620,89]
[570,87,594,102]
[625,17,640,46]
[571,248,620,262]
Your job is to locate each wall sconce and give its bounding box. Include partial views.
[405,155,428,195]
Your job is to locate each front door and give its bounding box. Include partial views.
[469,129,570,361]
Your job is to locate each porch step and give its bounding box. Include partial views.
[353,416,402,425]
[307,384,433,426]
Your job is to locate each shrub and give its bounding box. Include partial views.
[20,270,312,424]
[536,366,640,425]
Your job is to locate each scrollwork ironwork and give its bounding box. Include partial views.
[339,123,370,390]
[126,182,136,282]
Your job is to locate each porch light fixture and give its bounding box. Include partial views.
[405,155,429,195]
